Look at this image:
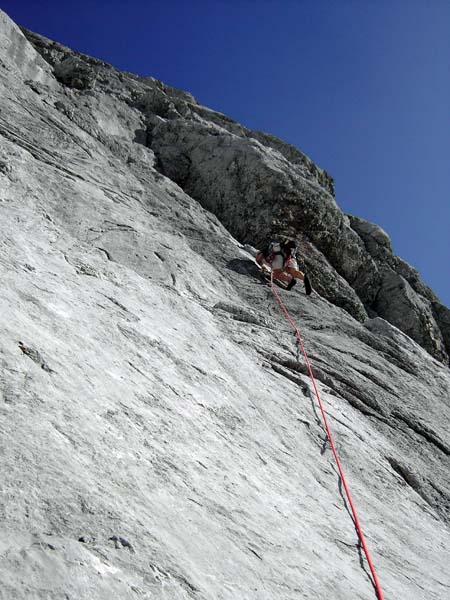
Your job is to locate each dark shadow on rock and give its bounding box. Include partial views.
[133,128,147,145]
[226,258,261,279]
[337,473,376,592]
[309,395,322,426]
[320,435,329,455]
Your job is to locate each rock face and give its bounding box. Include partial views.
[1,9,450,600]
[19,23,450,365]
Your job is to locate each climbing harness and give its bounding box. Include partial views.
[270,273,385,600]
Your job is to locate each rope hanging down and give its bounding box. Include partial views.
[270,275,385,600]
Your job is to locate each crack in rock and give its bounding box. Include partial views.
[18,341,55,373]
[214,301,271,327]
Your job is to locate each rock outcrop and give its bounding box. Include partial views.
[1,10,450,600]
[19,23,450,364]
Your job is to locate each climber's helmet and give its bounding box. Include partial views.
[271,241,281,253]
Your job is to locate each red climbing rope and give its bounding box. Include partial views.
[270,275,385,600]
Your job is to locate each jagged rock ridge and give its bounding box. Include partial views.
[19,23,450,365]
[1,10,450,600]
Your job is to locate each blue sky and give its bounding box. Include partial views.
[2,0,449,305]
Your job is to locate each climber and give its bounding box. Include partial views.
[256,239,312,294]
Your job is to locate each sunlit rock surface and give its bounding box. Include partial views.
[1,10,450,599]
[20,20,450,364]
